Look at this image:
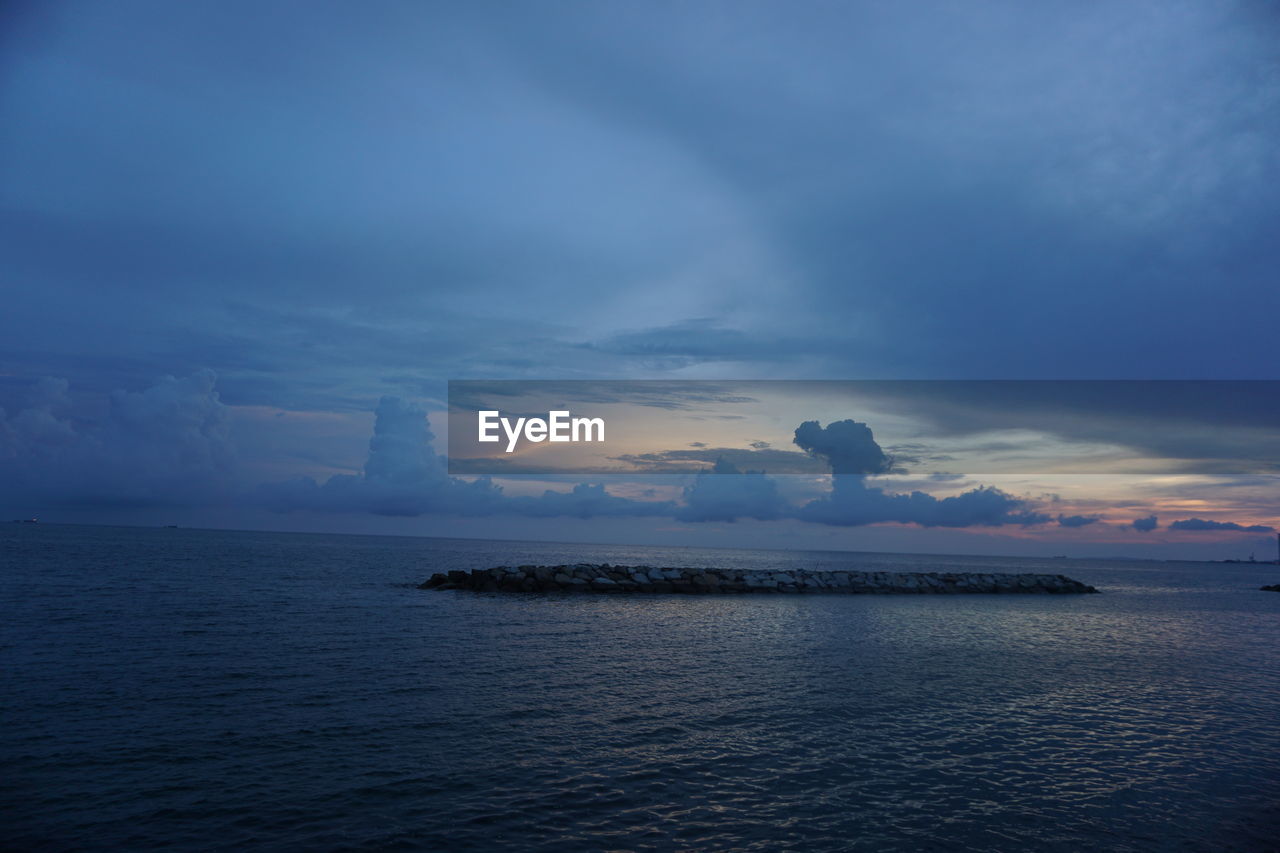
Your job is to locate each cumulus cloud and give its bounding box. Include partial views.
[257,396,504,517]
[793,419,896,476]
[258,397,671,519]
[1132,515,1159,532]
[610,418,1047,527]
[676,458,788,522]
[792,419,1047,528]
[259,404,1053,530]
[0,370,233,508]
[1169,518,1275,533]
[643,419,1051,528]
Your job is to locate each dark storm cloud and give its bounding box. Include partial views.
[2,1,1278,525]
[481,2,1280,377]
[1057,514,1101,528]
[1169,518,1275,533]
[1132,515,1159,532]
[0,370,233,508]
[4,3,1277,407]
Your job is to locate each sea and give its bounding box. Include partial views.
[3,523,1279,851]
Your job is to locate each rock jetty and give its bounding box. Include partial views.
[419,564,1099,594]
[1262,584,1280,592]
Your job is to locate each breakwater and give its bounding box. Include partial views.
[420,564,1099,594]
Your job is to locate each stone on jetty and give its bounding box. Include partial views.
[1261,584,1280,592]
[418,565,1099,594]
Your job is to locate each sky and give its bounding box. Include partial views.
[1,0,1278,558]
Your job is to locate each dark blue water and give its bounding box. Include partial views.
[3,524,1279,851]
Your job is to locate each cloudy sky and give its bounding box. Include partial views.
[2,0,1277,558]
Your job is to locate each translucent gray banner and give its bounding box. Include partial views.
[447,380,1280,476]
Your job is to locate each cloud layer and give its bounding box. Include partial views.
[3,0,1278,426]
[5,373,1273,545]
[252,404,1064,530]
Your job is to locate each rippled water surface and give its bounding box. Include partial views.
[3,524,1280,851]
